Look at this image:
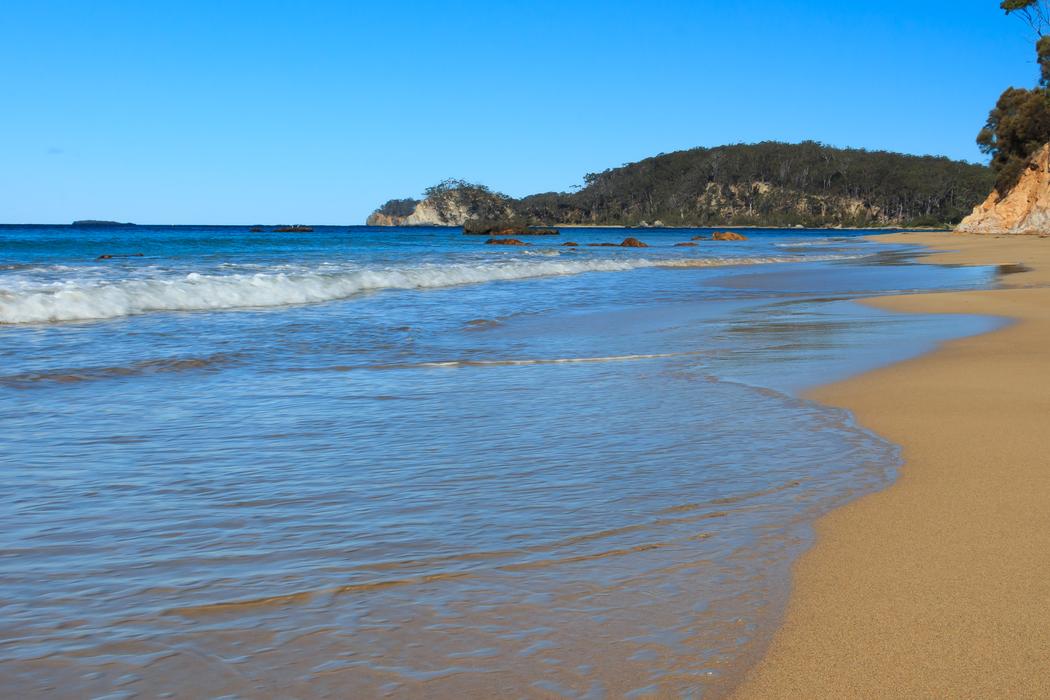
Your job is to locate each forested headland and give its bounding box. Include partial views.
[368,142,993,228]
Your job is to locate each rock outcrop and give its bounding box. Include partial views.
[463,220,559,236]
[586,238,649,247]
[367,180,514,227]
[712,231,747,241]
[365,212,400,226]
[957,144,1050,234]
[485,238,528,245]
[367,199,472,226]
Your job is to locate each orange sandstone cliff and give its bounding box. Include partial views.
[957,144,1050,234]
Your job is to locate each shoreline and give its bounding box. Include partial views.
[548,224,938,230]
[358,223,942,231]
[733,231,1050,697]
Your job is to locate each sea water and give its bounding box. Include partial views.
[0,226,998,698]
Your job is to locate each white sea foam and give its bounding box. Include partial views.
[0,255,852,324]
[415,351,708,368]
[773,239,850,247]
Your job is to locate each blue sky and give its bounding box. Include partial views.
[0,1,1040,224]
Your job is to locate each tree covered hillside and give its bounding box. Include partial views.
[517,142,993,227]
[369,142,994,228]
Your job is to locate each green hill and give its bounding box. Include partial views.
[368,141,993,228]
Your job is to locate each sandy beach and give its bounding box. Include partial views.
[734,231,1050,697]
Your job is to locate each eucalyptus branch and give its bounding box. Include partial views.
[1003,0,1050,36]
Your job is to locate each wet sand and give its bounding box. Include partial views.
[734,231,1050,697]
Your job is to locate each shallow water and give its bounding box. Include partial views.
[0,226,998,697]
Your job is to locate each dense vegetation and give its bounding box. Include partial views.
[374,143,992,228]
[979,1,1050,194]
[424,179,514,221]
[374,197,420,218]
[515,142,991,227]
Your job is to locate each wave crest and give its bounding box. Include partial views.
[0,254,850,324]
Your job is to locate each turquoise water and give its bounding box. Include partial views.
[0,226,997,697]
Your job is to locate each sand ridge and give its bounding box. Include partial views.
[733,231,1050,698]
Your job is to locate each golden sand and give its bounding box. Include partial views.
[733,231,1050,697]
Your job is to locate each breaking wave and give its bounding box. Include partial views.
[0,255,851,324]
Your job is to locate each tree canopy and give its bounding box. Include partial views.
[373,143,991,227]
[981,2,1050,194]
[978,88,1050,192]
[513,142,991,227]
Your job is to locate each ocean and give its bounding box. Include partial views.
[0,225,998,698]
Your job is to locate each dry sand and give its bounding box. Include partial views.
[734,231,1050,698]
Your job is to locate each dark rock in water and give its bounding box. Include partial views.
[249,225,265,232]
[96,253,144,260]
[274,225,314,233]
[711,231,747,241]
[675,242,698,247]
[464,219,559,236]
[691,234,707,240]
[485,238,528,245]
[997,263,1032,276]
[73,220,135,227]
[587,242,619,247]
[562,241,579,246]
[620,237,648,247]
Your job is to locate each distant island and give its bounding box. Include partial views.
[367,141,993,229]
[72,220,136,227]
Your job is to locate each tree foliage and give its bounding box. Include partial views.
[977,88,1050,193]
[1001,0,1050,36]
[980,2,1050,195]
[512,142,992,227]
[375,197,420,218]
[424,178,514,221]
[1007,2,1050,85]
[387,145,992,228]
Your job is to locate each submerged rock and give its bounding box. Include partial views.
[274,225,314,233]
[562,241,579,246]
[675,242,698,247]
[485,238,528,245]
[96,253,144,260]
[463,220,559,236]
[711,231,747,241]
[620,237,648,247]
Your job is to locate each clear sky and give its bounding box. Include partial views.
[0,1,1041,224]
